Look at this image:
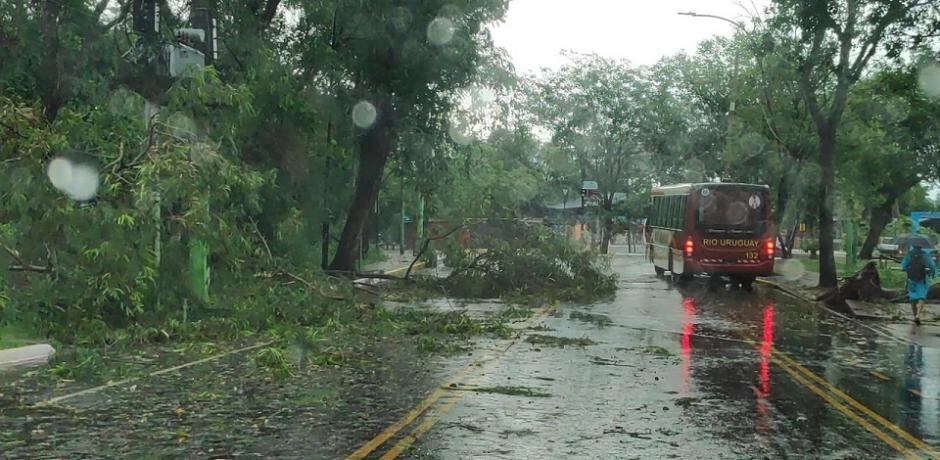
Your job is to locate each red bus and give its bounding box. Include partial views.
[646,183,775,290]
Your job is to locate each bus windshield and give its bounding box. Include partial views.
[697,187,768,233]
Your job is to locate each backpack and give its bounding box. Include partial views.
[908,249,927,282]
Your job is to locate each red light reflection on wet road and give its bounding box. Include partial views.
[756,302,775,434]
[680,297,696,392]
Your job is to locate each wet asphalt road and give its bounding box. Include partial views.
[3,247,940,459]
[387,247,940,460]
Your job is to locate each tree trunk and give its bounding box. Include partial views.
[859,179,918,260]
[817,129,838,288]
[859,200,893,260]
[329,100,392,272]
[599,198,612,254]
[321,123,333,269]
[39,0,62,121]
[785,225,798,258]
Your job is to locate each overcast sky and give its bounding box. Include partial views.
[490,0,770,74]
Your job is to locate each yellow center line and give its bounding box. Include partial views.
[869,370,892,382]
[378,393,465,460]
[769,353,921,460]
[772,349,940,458]
[345,303,555,460]
[383,261,426,278]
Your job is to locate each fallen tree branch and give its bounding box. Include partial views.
[406,224,466,279]
[324,270,405,281]
[446,251,489,280]
[254,270,347,300]
[248,216,273,261]
[3,244,55,273]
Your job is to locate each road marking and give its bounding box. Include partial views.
[378,393,465,460]
[769,353,921,460]
[384,261,426,278]
[772,349,940,458]
[869,370,892,382]
[345,303,556,460]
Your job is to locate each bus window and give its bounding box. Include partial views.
[669,196,679,228]
[678,196,687,229]
[665,196,673,229]
[654,197,662,227]
[652,197,659,227]
[698,187,768,232]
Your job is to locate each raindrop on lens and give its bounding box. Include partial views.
[390,6,412,33]
[471,87,497,109]
[777,258,805,281]
[725,201,748,225]
[448,124,472,145]
[47,157,99,201]
[917,63,940,98]
[427,17,455,46]
[686,158,705,181]
[68,164,100,201]
[167,112,197,138]
[352,101,377,129]
[47,158,73,192]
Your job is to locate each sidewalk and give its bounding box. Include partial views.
[765,260,940,323]
[0,344,55,371]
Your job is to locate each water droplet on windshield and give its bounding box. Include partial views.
[166,112,197,139]
[352,101,377,129]
[471,87,497,109]
[918,63,940,98]
[108,89,144,117]
[389,6,412,34]
[448,123,472,145]
[427,17,455,46]
[777,258,805,281]
[685,158,706,182]
[725,201,748,225]
[47,158,72,191]
[47,157,99,201]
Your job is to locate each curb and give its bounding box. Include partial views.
[756,279,918,347]
[0,344,56,371]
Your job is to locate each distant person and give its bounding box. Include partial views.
[901,245,936,325]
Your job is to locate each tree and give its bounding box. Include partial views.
[658,31,823,258]
[292,1,510,272]
[769,0,940,287]
[533,54,679,253]
[839,65,940,258]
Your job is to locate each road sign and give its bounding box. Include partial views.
[582,180,598,191]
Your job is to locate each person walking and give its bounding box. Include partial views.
[901,244,936,325]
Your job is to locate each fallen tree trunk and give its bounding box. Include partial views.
[817,261,898,314]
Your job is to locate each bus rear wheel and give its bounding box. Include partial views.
[673,272,693,285]
[730,276,755,292]
[741,278,754,292]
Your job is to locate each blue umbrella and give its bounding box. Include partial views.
[893,233,934,249]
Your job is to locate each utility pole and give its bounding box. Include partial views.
[678,12,744,162]
[414,193,425,256]
[321,123,333,269]
[185,0,215,304]
[399,175,405,255]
